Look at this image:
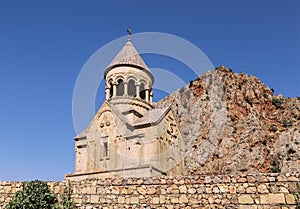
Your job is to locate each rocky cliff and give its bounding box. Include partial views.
[156,66,300,175]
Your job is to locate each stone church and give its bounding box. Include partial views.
[66,36,185,180]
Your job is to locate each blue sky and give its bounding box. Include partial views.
[0,1,299,181]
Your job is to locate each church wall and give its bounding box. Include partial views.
[75,140,87,172]
[1,173,299,208]
[73,104,185,178]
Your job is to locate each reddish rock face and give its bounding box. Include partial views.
[157,66,300,175]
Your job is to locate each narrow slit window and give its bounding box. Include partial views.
[103,141,108,158]
[109,82,113,98]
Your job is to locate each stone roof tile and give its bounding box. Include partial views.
[134,106,170,127]
[105,40,150,72]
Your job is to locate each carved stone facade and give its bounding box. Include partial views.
[66,38,185,180]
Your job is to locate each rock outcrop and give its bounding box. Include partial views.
[156,66,300,175]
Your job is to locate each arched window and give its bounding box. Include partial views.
[116,79,124,96]
[140,83,146,100]
[128,79,136,97]
[109,82,113,98]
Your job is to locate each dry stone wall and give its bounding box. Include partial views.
[1,173,299,209]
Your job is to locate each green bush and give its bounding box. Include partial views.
[61,187,75,209]
[238,83,242,90]
[245,96,253,107]
[270,167,279,173]
[6,180,59,209]
[179,87,184,93]
[270,124,278,132]
[272,98,282,109]
[282,119,293,127]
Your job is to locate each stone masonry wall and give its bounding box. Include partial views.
[0,173,299,209]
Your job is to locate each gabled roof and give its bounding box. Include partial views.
[134,106,171,127]
[74,130,87,140]
[104,40,153,81]
[74,101,130,139]
[74,103,172,139]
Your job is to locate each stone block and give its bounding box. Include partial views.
[288,182,298,193]
[206,187,212,193]
[257,184,268,193]
[170,196,178,203]
[268,193,285,204]
[287,176,299,181]
[213,187,220,193]
[118,196,125,204]
[152,196,160,204]
[208,196,214,204]
[110,187,119,195]
[238,177,247,183]
[260,194,270,205]
[246,187,256,194]
[218,184,228,193]
[90,195,99,203]
[238,195,254,204]
[4,186,11,193]
[146,187,156,195]
[120,187,127,194]
[212,176,222,183]
[237,185,245,193]
[130,196,139,204]
[239,205,257,209]
[204,176,211,183]
[279,186,289,193]
[229,185,236,194]
[188,188,197,194]
[222,175,231,183]
[159,195,166,204]
[179,185,187,193]
[137,186,146,195]
[179,194,188,204]
[81,187,87,194]
[285,194,296,204]
[247,176,256,183]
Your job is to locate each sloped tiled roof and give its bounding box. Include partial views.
[75,130,87,139]
[74,103,171,139]
[134,106,171,127]
[105,40,150,73]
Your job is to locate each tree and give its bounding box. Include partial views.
[6,180,59,209]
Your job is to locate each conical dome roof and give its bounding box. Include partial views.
[104,40,153,81]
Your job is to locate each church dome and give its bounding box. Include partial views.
[104,38,154,104]
[104,40,154,83]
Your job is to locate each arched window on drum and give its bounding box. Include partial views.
[140,82,146,100]
[128,79,136,97]
[116,78,124,96]
[109,81,113,98]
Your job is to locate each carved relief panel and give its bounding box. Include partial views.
[98,110,113,160]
